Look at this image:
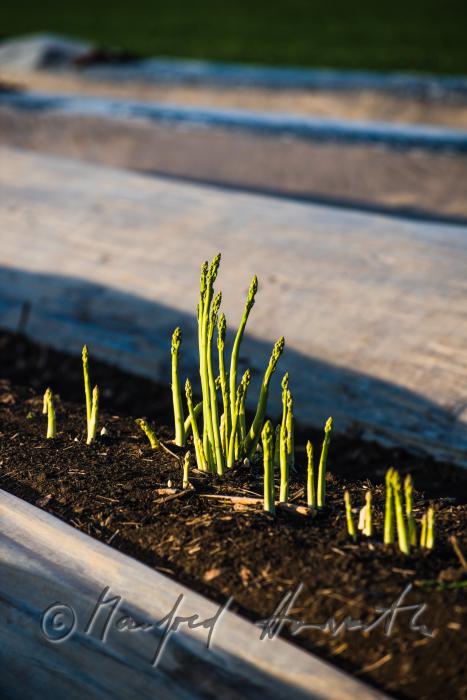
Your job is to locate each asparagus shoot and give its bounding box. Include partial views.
[82,345,92,433]
[363,490,373,537]
[217,312,231,448]
[229,275,258,423]
[238,368,251,451]
[183,451,190,489]
[244,336,285,459]
[227,373,248,468]
[404,475,417,546]
[86,385,99,445]
[306,440,316,509]
[344,490,357,542]
[273,424,281,469]
[420,513,427,549]
[171,327,185,447]
[44,387,56,439]
[286,389,294,470]
[206,291,225,475]
[185,379,208,471]
[184,401,202,437]
[317,417,333,509]
[384,467,395,545]
[262,420,275,515]
[279,373,289,503]
[136,418,161,450]
[392,471,410,555]
[426,506,435,550]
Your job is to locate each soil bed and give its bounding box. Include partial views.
[0,330,466,700]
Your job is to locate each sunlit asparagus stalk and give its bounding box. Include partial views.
[279,374,289,503]
[171,327,185,447]
[363,490,373,536]
[237,368,251,451]
[306,440,316,509]
[185,379,208,472]
[420,513,427,548]
[261,420,275,515]
[86,386,99,445]
[206,291,225,475]
[344,490,357,542]
[279,389,294,503]
[217,313,231,448]
[135,418,161,449]
[183,452,190,489]
[244,336,285,459]
[426,506,435,550]
[384,467,395,545]
[82,345,92,433]
[227,373,248,468]
[317,417,333,509]
[286,389,294,470]
[404,475,417,546]
[43,387,56,439]
[392,471,410,555]
[229,275,258,423]
[184,401,202,438]
[200,254,221,465]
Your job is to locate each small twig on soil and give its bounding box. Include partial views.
[450,535,467,571]
[355,653,392,676]
[198,493,314,517]
[107,529,120,544]
[154,487,194,506]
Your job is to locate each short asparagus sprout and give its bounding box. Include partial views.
[317,417,333,509]
[426,506,435,550]
[358,504,367,531]
[306,440,316,509]
[86,386,99,445]
[42,389,48,415]
[363,490,373,537]
[82,345,92,433]
[404,475,417,546]
[44,387,56,439]
[420,513,427,549]
[229,274,258,423]
[244,336,285,459]
[171,327,185,447]
[392,471,410,555]
[384,467,395,545]
[261,420,275,515]
[135,418,161,450]
[344,490,357,542]
[183,452,190,489]
[185,379,208,471]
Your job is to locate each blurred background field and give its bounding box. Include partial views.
[1,0,467,74]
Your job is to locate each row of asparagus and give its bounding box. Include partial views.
[344,469,435,552]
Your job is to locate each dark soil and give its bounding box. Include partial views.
[0,330,466,700]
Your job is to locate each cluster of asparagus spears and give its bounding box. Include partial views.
[344,469,435,553]
[169,253,286,477]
